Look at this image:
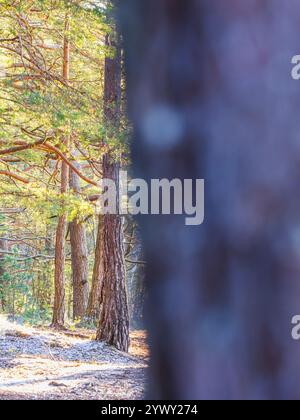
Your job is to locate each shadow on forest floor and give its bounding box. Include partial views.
[0,315,148,400]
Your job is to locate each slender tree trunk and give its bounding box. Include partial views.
[95,24,130,352]
[0,239,7,311]
[69,166,89,320]
[52,159,69,328]
[119,0,300,400]
[86,216,103,322]
[43,231,52,309]
[51,15,70,328]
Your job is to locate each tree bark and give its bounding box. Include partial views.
[96,156,129,352]
[119,0,300,400]
[95,22,130,352]
[69,166,89,320]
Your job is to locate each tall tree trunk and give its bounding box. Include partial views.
[52,159,69,328]
[42,230,52,310]
[119,0,300,400]
[86,216,103,322]
[0,238,7,311]
[69,166,89,320]
[51,15,70,328]
[96,156,129,351]
[95,23,130,352]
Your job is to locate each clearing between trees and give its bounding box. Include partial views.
[0,316,148,400]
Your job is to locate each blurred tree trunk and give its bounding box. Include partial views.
[95,27,130,352]
[69,166,89,320]
[119,0,300,399]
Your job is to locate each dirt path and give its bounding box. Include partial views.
[0,316,148,400]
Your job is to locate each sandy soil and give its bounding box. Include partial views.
[0,315,148,400]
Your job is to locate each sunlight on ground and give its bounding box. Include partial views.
[0,315,11,334]
[0,316,148,400]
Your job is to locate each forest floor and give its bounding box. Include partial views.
[0,315,148,400]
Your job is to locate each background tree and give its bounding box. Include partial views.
[69,162,89,320]
[51,13,70,328]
